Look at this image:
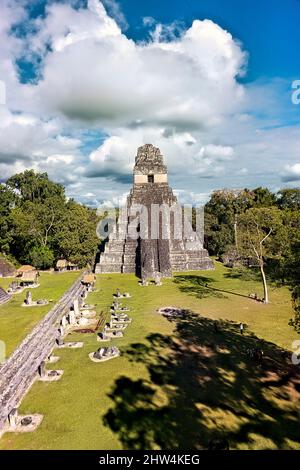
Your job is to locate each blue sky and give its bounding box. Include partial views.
[17,0,300,83]
[121,0,300,82]
[0,0,300,206]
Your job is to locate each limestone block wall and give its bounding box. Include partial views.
[134,175,148,184]
[154,174,167,183]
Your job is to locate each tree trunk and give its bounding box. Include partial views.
[234,215,238,253]
[260,263,269,304]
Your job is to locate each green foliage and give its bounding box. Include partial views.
[237,207,284,303]
[290,286,300,333]
[285,241,300,332]
[277,188,300,210]
[55,200,99,267]
[238,207,282,259]
[0,171,99,268]
[204,188,273,256]
[27,245,55,270]
[253,187,277,207]
[6,170,64,203]
[205,189,299,311]
[0,184,16,253]
[204,212,234,256]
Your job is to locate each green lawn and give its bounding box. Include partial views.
[0,271,80,358]
[0,262,299,450]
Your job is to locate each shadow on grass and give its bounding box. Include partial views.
[103,310,300,450]
[223,268,261,282]
[173,274,252,300]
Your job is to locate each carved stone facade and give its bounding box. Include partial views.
[95,144,213,278]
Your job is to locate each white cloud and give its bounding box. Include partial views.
[101,0,128,30]
[46,154,74,165]
[282,163,300,182]
[0,108,81,163]
[0,1,27,105]
[21,1,246,131]
[199,144,234,161]
[85,126,234,183]
[0,0,299,206]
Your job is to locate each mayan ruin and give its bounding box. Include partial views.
[96,144,213,279]
[0,0,299,460]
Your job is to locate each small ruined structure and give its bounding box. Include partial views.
[25,291,32,305]
[0,287,10,305]
[56,259,79,272]
[89,346,120,362]
[22,291,49,307]
[16,265,36,276]
[20,271,39,287]
[82,274,96,291]
[0,257,16,278]
[95,144,213,279]
[114,289,131,299]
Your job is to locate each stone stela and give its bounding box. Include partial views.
[95,144,213,280]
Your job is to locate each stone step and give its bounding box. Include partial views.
[100,254,124,263]
[106,240,125,248]
[96,264,122,273]
[171,261,187,267]
[104,245,124,253]
[124,244,137,253]
[122,265,136,273]
[185,254,211,260]
[123,255,136,263]
[170,256,186,260]
[170,253,186,259]
[186,260,214,270]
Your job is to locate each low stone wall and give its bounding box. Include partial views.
[0,271,87,433]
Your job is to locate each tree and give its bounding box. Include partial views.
[27,245,54,270]
[9,204,37,262]
[283,240,300,333]
[55,200,99,267]
[0,184,16,254]
[291,286,300,333]
[205,189,255,256]
[204,212,234,256]
[252,187,277,208]
[277,188,300,210]
[6,170,64,203]
[238,207,282,303]
[1,171,100,268]
[5,171,66,264]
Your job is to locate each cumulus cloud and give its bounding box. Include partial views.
[282,163,300,182]
[0,1,27,101]
[84,125,235,189]
[0,0,299,205]
[0,0,249,201]
[21,0,246,131]
[0,107,81,163]
[101,0,128,30]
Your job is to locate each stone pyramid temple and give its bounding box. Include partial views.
[95,144,213,279]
